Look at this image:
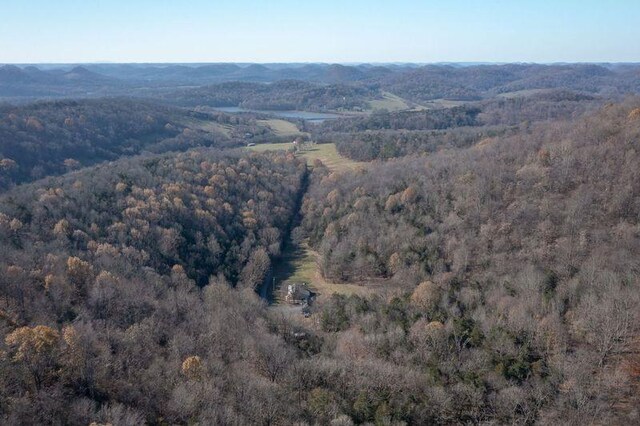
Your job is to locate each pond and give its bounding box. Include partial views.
[213,107,343,123]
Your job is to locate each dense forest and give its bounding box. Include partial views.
[313,89,601,161]
[0,99,280,190]
[162,80,378,112]
[316,106,482,133]
[300,102,640,423]
[1,63,640,424]
[0,150,310,423]
[376,63,640,102]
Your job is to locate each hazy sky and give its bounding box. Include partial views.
[1,0,639,63]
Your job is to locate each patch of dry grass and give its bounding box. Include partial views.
[182,118,233,136]
[257,119,303,137]
[368,91,413,112]
[247,142,365,173]
[272,242,376,305]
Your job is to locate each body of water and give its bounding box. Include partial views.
[213,107,343,123]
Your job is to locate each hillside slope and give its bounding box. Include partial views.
[300,101,640,423]
[0,99,277,190]
[0,149,309,423]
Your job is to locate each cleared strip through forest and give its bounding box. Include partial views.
[255,143,370,305]
[258,163,309,302]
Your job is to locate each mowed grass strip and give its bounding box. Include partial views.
[181,118,233,137]
[368,91,413,112]
[272,242,376,304]
[247,142,365,172]
[257,119,303,137]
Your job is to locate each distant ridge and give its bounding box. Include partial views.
[1,62,639,100]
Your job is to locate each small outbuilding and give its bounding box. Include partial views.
[285,283,311,305]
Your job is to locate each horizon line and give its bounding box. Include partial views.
[2,61,639,66]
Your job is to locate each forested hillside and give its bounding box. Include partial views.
[377,63,640,102]
[3,63,640,109]
[3,0,640,422]
[0,74,639,425]
[163,80,377,111]
[0,149,311,423]
[298,101,640,423]
[0,99,278,190]
[313,90,601,161]
[0,149,305,287]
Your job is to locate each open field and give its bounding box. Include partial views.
[419,98,472,109]
[368,91,413,111]
[181,118,233,136]
[247,142,365,172]
[182,117,303,139]
[257,119,303,137]
[272,242,378,305]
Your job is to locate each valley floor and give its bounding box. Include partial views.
[249,141,380,323]
[247,142,365,173]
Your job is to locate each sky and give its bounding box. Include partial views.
[0,0,639,64]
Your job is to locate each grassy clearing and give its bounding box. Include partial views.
[182,118,233,137]
[182,117,303,139]
[247,142,365,173]
[250,143,373,310]
[419,99,474,109]
[367,91,433,112]
[250,142,372,312]
[272,242,375,305]
[257,119,303,137]
[368,91,413,112]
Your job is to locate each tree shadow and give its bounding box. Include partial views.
[272,241,309,288]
